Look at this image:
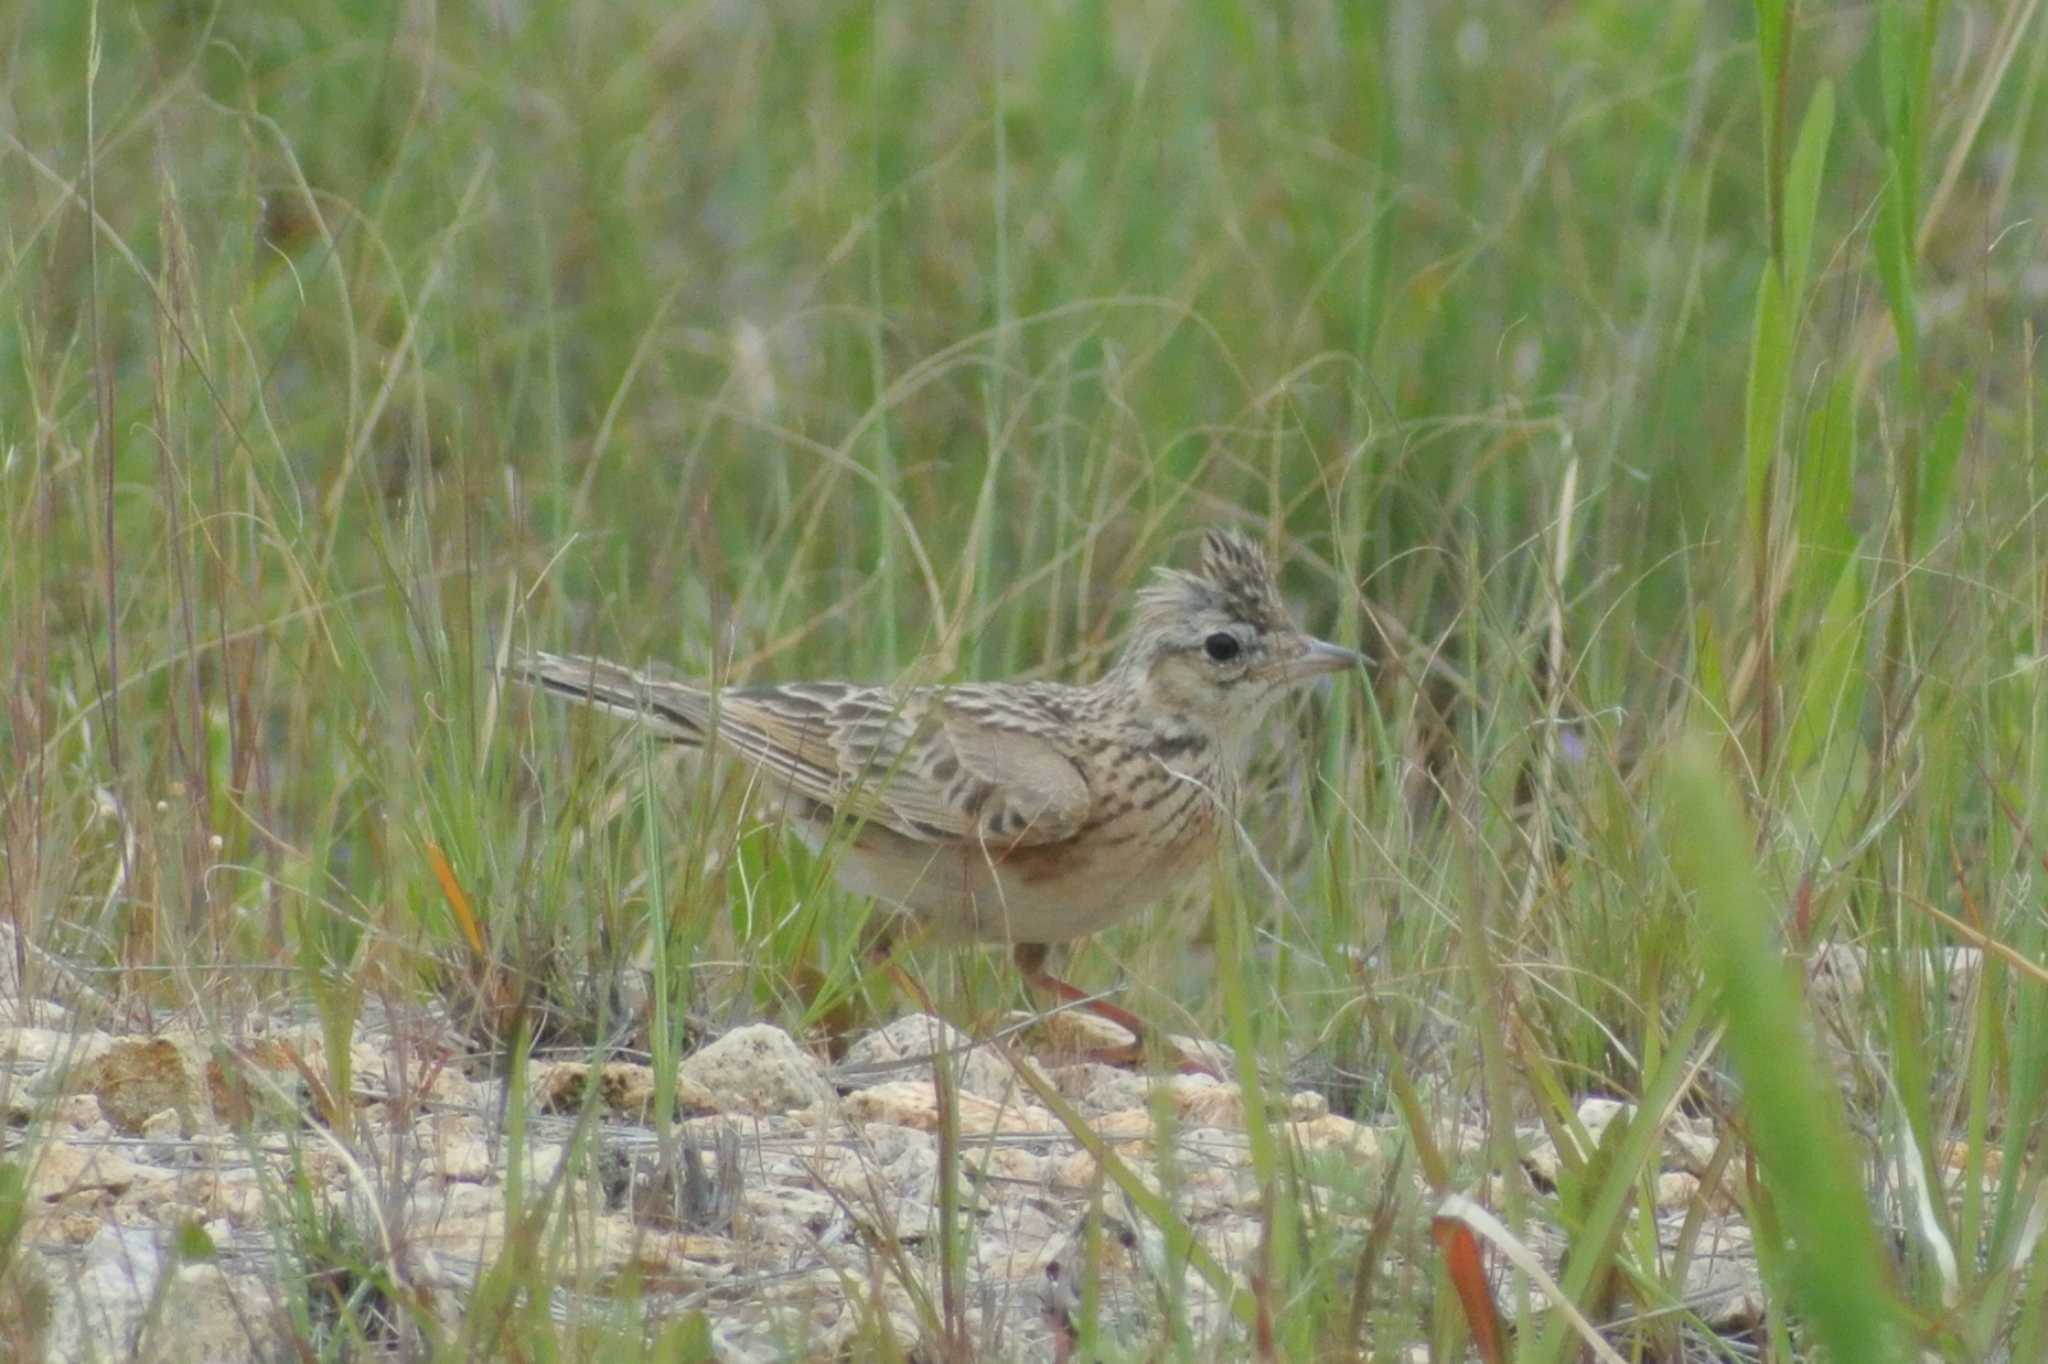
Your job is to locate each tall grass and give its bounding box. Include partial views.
[4,0,2047,1357]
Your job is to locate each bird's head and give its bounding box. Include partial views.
[1117,528,1360,743]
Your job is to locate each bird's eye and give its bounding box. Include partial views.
[1203,632,1242,663]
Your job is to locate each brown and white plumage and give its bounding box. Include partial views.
[510,528,1358,952]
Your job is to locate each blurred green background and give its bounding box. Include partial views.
[4,1,2047,1353]
[6,0,2045,1125]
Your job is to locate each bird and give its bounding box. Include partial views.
[510,527,1360,1064]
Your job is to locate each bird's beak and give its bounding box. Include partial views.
[1283,636,1365,682]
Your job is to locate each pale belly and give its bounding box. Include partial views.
[788,800,1223,945]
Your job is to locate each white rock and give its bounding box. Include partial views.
[45,1223,157,1362]
[139,1107,184,1143]
[0,1026,113,1070]
[51,1094,103,1130]
[43,1223,266,1363]
[840,1013,1019,1101]
[678,1024,832,1114]
[840,1081,1054,1136]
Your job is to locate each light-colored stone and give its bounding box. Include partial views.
[153,1261,276,1351]
[1675,1215,1766,1332]
[1576,1096,1632,1144]
[525,1142,570,1187]
[1808,944,1982,1011]
[1067,1068,1153,1114]
[1524,1099,1637,1184]
[840,1013,1019,1101]
[1656,1170,1702,1211]
[608,1224,736,1297]
[1288,1113,1386,1166]
[44,1222,158,1363]
[810,1123,957,1216]
[741,1182,843,1244]
[1,1026,115,1071]
[1165,1078,1240,1126]
[1021,1007,1136,1058]
[393,1052,477,1107]
[1178,1127,1256,1172]
[1049,1061,1134,1109]
[678,1024,832,1114]
[0,983,1777,1363]
[28,1145,164,1207]
[1170,1038,1235,1076]
[43,1223,270,1364]
[1090,1108,1157,1140]
[434,1181,505,1226]
[49,1211,102,1245]
[1287,1089,1329,1121]
[839,1080,1054,1136]
[196,1171,269,1228]
[1052,1147,1100,1188]
[979,1146,1051,1183]
[430,1115,495,1183]
[1668,1122,1723,1174]
[138,1108,183,1143]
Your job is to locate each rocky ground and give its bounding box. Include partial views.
[0,943,1801,1362]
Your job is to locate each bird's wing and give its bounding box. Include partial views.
[510,651,716,744]
[518,661,1095,849]
[685,682,869,812]
[719,685,1093,848]
[914,699,1094,847]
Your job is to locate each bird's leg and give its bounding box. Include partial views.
[1012,941,1148,1052]
[1012,942,1219,1076]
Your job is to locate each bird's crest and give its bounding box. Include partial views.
[1133,527,1289,637]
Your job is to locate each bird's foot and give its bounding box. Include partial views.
[1016,966,1223,1079]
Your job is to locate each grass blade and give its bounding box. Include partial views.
[1666,743,1909,1362]
[1744,266,1792,530]
[1917,381,1970,557]
[1782,80,1835,310]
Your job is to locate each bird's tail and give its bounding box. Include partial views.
[506,650,711,746]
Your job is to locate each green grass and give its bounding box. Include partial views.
[5,0,2048,1358]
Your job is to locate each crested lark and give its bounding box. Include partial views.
[512,528,1358,1058]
